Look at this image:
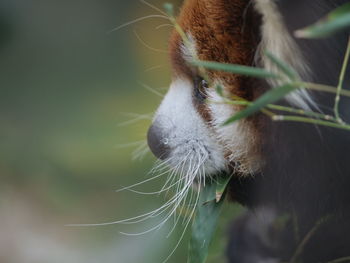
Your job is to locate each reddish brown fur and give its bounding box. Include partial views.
[168,0,265,175]
[169,0,262,100]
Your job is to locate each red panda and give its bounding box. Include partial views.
[147,0,350,262]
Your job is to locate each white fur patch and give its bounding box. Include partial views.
[253,0,317,110]
[153,78,227,175]
[172,30,263,175]
[180,33,197,62]
[207,87,263,174]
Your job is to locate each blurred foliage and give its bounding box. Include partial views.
[295,2,350,38]
[0,1,243,262]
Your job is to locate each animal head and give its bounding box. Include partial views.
[147,0,315,181]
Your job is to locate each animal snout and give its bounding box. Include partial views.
[147,123,170,160]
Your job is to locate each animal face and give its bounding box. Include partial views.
[143,1,350,261]
[147,0,314,180]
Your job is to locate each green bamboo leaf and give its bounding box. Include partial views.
[215,84,224,97]
[188,181,226,263]
[264,51,299,80]
[216,175,232,203]
[295,3,350,38]
[191,60,279,79]
[330,3,350,18]
[224,84,296,125]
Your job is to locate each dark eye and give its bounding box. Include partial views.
[193,76,208,102]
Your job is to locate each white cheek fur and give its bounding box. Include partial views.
[153,78,227,175]
[207,88,263,174]
[253,0,317,110]
[152,0,318,177]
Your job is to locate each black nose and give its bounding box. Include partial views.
[147,124,170,160]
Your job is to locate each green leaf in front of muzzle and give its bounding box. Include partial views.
[188,178,228,263]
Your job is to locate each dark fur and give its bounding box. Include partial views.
[227,1,350,262]
[148,0,350,261]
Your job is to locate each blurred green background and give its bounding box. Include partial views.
[0,1,242,262]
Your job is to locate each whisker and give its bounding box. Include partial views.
[138,82,165,98]
[120,112,153,119]
[162,171,181,199]
[165,168,182,195]
[119,222,164,236]
[75,141,210,261]
[134,30,169,54]
[161,173,202,263]
[156,24,174,30]
[115,140,146,149]
[118,114,152,127]
[115,170,168,193]
[166,205,183,238]
[120,187,192,235]
[120,193,186,225]
[162,162,182,189]
[161,154,191,193]
[167,176,196,237]
[180,180,196,226]
[132,141,149,161]
[144,64,164,72]
[89,187,192,227]
[108,15,169,34]
[148,158,174,175]
[66,208,161,227]
[140,0,168,16]
[124,177,186,195]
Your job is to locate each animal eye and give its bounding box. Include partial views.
[193,76,208,102]
[200,78,208,89]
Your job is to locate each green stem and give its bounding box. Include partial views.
[296,82,350,98]
[292,212,300,244]
[334,36,350,122]
[267,104,336,121]
[216,99,337,122]
[325,256,350,263]
[273,115,350,131]
[290,217,329,263]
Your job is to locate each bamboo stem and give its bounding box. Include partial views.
[215,99,337,122]
[334,36,350,122]
[298,82,350,98]
[272,115,350,131]
[326,256,350,263]
[290,217,329,263]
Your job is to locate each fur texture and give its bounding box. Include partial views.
[147,0,350,262]
[253,0,316,110]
